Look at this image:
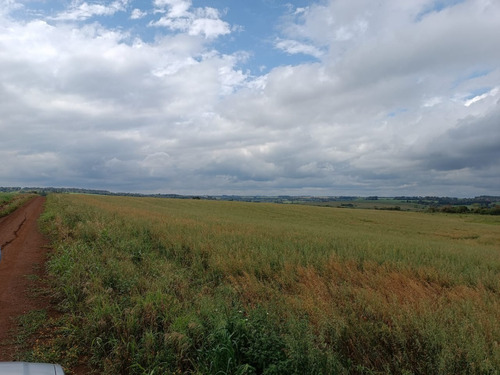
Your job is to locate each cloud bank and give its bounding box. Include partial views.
[0,0,499,196]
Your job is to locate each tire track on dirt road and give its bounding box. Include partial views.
[1,215,27,252]
[0,196,50,360]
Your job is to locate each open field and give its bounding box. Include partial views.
[32,194,500,374]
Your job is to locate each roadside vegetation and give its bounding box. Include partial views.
[33,194,500,374]
[0,192,36,217]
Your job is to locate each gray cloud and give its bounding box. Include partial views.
[0,0,499,196]
[418,104,500,171]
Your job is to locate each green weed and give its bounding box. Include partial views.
[33,194,500,374]
[0,192,36,217]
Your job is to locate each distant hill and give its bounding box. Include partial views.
[1,187,498,214]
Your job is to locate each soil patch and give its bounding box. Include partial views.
[0,196,51,360]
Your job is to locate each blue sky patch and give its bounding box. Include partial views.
[416,0,466,21]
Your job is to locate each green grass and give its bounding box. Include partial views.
[35,194,500,374]
[16,310,48,345]
[0,192,37,217]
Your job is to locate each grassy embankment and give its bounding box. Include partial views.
[31,194,500,374]
[0,192,37,217]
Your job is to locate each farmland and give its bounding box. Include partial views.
[31,194,500,374]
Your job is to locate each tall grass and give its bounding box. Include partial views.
[37,194,500,374]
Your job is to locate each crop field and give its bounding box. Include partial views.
[35,194,500,374]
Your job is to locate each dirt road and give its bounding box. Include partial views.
[0,196,49,360]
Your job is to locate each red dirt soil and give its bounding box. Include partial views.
[0,196,50,360]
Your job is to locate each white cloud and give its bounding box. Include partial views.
[51,0,129,21]
[275,38,324,58]
[130,8,147,20]
[464,87,499,107]
[189,17,230,39]
[0,0,22,17]
[422,96,443,107]
[154,0,191,17]
[151,4,230,39]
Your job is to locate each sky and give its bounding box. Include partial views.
[1,0,499,196]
